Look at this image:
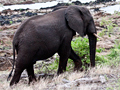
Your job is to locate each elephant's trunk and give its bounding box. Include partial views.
[88,33,97,67]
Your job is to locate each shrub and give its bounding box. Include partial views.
[71,37,105,69]
[99,18,118,37]
[48,37,105,72]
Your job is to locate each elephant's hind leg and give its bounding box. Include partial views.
[10,67,24,86]
[26,64,36,84]
[10,53,34,86]
[69,49,83,71]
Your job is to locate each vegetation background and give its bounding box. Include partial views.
[0,0,120,90]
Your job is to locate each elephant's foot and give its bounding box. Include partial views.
[74,61,83,71]
[28,75,37,84]
[57,68,65,75]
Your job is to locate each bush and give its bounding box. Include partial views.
[71,37,105,69]
[48,37,105,72]
[99,18,118,37]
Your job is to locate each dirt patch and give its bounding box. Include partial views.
[0,24,18,70]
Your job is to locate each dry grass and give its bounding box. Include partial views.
[0,64,120,90]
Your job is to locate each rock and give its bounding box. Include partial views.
[10,14,21,18]
[0,16,4,22]
[84,2,89,6]
[2,9,13,15]
[58,81,76,89]
[33,13,37,16]
[20,12,26,15]
[16,20,22,23]
[25,12,33,17]
[1,20,10,26]
[99,75,106,84]
[96,0,114,3]
[25,12,37,17]
[57,77,107,89]
[72,1,82,5]
[62,78,70,83]
[75,78,101,84]
[94,8,100,12]
[0,8,38,26]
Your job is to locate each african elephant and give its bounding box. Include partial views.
[8,5,97,86]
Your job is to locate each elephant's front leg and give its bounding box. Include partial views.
[57,39,72,75]
[69,48,83,71]
[57,56,68,74]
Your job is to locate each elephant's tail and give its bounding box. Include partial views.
[7,43,16,81]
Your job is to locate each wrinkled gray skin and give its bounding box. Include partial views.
[8,5,97,86]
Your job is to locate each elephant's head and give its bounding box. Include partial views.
[65,5,97,67]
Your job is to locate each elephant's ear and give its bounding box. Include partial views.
[65,6,89,37]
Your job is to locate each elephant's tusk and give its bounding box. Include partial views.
[93,33,104,40]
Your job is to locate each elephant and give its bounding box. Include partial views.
[8,5,97,86]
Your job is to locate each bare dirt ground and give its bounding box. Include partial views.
[0,1,120,90]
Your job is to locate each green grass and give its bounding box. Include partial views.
[106,78,120,90]
[71,37,106,69]
[99,18,118,37]
[105,40,120,67]
[9,21,13,24]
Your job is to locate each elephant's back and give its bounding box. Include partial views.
[13,8,68,49]
[14,8,66,37]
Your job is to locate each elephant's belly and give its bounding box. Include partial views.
[35,50,57,60]
[33,43,59,61]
